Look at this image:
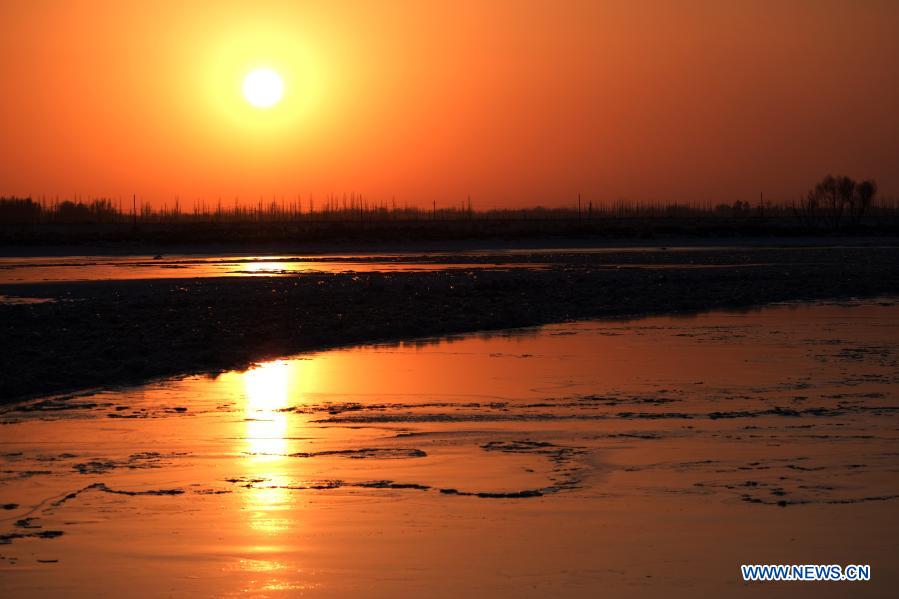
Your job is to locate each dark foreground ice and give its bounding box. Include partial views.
[1,299,898,597]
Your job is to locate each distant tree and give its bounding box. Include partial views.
[56,201,92,223]
[850,179,877,225]
[714,200,751,216]
[0,197,42,224]
[796,175,877,230]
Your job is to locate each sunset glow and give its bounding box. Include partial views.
[2,3,899,595]
[2,1,897,207]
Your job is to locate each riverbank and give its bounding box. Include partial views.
[2,244,898,403]
[0,233,895,258]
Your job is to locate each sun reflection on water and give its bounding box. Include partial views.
[242,261,291,275]
[243,360,292,534]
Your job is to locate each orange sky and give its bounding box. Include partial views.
[1,0,897,208]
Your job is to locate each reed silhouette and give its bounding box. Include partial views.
[1,178,897,245]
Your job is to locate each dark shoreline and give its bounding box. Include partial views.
[0,233,895,258]
[3,211,899,250]
[2,244,898,404]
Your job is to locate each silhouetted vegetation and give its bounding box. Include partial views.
[0,197,119,224]
[795,175,880,230]
[1,178,896,245]
[0,198,42,224]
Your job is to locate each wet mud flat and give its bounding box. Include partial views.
[1,245,898,402]
[1,300,898,597]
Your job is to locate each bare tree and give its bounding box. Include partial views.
[850,179,877,225]
[796,175,877,230]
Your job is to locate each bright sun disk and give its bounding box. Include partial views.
[242,68,284,108]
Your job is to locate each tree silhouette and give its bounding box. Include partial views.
[851,179,877,225]
[796,175,877,230]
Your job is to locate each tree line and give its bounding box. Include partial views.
[0,176,892,229]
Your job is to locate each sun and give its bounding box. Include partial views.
[242,68,284,108]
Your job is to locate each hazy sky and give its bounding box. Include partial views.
[1,0,897,208]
